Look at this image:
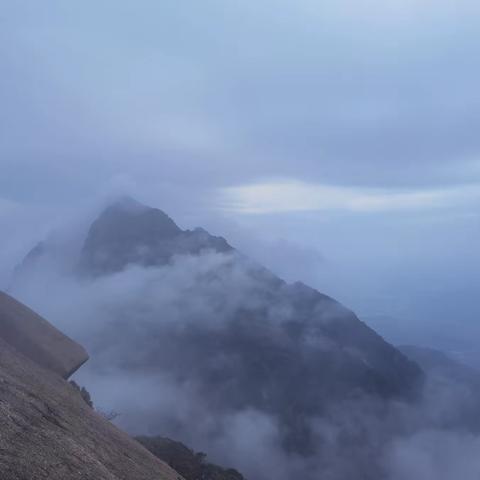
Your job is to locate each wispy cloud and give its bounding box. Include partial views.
[220,180,480,214]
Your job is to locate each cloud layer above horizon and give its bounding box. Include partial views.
[1,0,480,358]
[2,0,480,198]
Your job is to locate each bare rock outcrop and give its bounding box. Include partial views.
[0,291,88,379]
[0,292,183,480]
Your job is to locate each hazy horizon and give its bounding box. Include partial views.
[2,1,480,360]
[2,4,480,478]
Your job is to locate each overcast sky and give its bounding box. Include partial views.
[1,1,480,359]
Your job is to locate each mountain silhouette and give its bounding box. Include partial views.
[14,197,424,472]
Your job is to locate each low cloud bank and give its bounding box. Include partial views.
[8,235,480,480]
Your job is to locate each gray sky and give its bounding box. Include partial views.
[1,1,480,359]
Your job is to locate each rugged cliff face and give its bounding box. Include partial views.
[0,290,88,379]
[0,291,183,480]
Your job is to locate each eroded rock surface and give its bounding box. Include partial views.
[0,293,183,480]
[0,291,89,379]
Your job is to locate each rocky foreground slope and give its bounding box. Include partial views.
[0,291,183,480]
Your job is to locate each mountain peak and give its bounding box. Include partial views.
[78,199,182,275]
[107,195,149,213]
[77,199,232,276]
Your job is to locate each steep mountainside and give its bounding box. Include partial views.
[0,291,183,480]
[13,197,424,476]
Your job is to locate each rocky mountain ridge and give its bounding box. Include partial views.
[11,197,426,478]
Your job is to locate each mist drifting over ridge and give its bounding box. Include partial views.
[3,2,480,477]
[5,197,480,480]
